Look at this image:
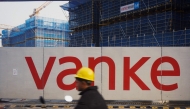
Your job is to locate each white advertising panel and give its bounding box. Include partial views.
[120,2,139,13]
[101,47,162,100]
[161,47,190,100]
[43,48,102,99]
[0,48,44,99]
[0,47,189,100]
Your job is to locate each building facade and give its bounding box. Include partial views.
[2,16,70,47]
[61,0,190,47]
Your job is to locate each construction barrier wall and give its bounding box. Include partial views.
[0,47,190,101]
[1,16,70,47]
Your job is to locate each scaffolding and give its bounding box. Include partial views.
[1,16,70,47]
[61,0,100,47]
[61,0,190,47]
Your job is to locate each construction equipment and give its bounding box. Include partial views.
[0,24,19,31]
[0,24,20,41]
[29,1,52,18]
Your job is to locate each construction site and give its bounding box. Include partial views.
[1,17,69,47]
[61,0,190,47]
[0,0,190,109]
[0,1,70,47]
[1,0,190,47]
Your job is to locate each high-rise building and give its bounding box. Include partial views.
[1,16,70,47]
[61,0,190,47]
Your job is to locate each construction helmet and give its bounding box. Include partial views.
[75,67,94,81]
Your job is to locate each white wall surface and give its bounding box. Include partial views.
[0,47,189,100]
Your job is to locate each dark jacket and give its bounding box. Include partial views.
[75,86,108,109]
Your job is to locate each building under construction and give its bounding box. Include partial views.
[1,16,69,47]
[61,0,190,47]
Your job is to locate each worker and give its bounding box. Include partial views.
[74,67,108,109]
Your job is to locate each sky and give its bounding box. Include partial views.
[0,1,69,47]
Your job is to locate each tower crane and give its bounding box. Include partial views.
[0,24,20,39]
[0,24,19,31]
[29,1,52,18]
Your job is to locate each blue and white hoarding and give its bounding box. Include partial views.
[120,2,139,13]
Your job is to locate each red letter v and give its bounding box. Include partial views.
[25,57,56,89]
